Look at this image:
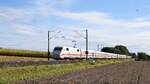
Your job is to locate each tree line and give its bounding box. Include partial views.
[101,45,150,61]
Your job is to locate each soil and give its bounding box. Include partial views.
[15,61,150,84]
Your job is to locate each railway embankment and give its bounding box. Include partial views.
[0,60,124,84]
[16,61,150,84]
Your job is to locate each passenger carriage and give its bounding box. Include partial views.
[52,46,131,59]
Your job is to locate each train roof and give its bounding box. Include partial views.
[54,46,80,49]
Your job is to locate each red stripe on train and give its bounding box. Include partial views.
[62,54,93,56]
[62,54,81,56]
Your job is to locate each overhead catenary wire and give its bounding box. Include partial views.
[48,29,89,61]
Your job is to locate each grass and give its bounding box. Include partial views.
[0,60,124,84]
[0,48,48,58]
[0,56,48,62]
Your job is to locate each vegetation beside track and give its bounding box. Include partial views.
[0,56,47,62]
[0,48,48,58]
[25,61,150,84]
[0,60,125,84]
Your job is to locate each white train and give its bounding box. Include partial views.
[52,46,131,59]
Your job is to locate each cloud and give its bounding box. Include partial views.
[1,0,150,54]
[56,24,150,53]
[1,0,149,30]
[51,10,150,29]
[14,24,37,36]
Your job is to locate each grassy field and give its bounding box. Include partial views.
[0,56,48,62]
[0,48,48,58]
[0,60,124,84]
[30,61,150,84]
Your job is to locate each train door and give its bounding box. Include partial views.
[80,49,82,58]
[65,48,70,58]
[92,53,94,59]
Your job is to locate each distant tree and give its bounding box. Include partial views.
[101,47,121,54]
[115,45,130,55]
[101,45,131,56]
[148,55,150,60]
[130,52,136,58]
[101,45,150,61]
[147,55,150,60]
[137,52,149,61]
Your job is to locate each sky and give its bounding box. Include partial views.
[0,0,150,54]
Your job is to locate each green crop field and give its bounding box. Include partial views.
[0,56,47,62]
[0,60,124,84]
[0,48,48,58]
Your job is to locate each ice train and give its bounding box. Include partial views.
[52,46,131,59]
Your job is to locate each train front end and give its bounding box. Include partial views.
[52,47,63,59]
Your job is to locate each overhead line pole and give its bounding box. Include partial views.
[48,31,50,60]
[48,30,61,60]
[86,29,88,61]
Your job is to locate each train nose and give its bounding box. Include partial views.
[53,51,61,58]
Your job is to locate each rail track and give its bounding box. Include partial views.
[0,60,80,67]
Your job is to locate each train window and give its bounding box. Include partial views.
[54,47,62,51]
[77,49,79,52]
[66,48,69,51]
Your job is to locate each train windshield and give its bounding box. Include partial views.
[54,47,63,51]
